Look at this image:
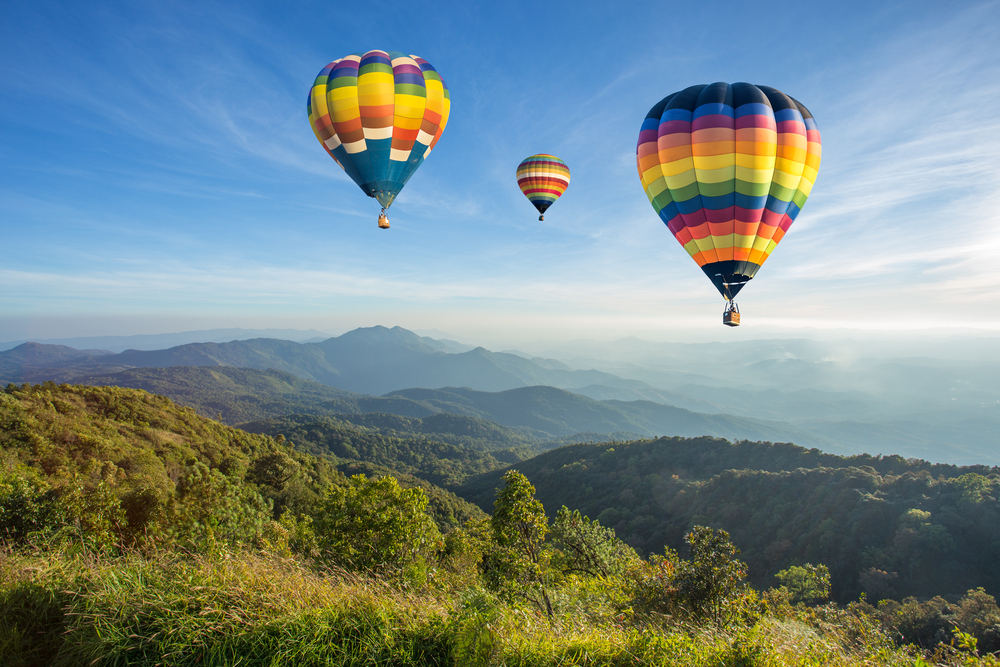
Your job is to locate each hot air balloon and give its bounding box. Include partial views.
[517,154,570,221]
[307,50,450,229]
[636,83,821,326]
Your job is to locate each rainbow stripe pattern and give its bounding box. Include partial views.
[307,50,450,210]
[516,154,570,219]
[637,83,821,300]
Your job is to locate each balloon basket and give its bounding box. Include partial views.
[539,215,544,221]
[723,302,740,327]
[377,210,390,229]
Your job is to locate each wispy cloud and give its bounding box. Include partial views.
[763,3,1000,308]
[4,1,1000,336]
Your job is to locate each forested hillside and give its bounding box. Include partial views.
[73,366,437,424]
[242,413,530,488]
[0,381,482,532]
[3,382,1000,665]
[458,437,1000,602]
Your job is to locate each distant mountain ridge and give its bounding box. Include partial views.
[386,386,825,445]
[3,325,998,465]
[0,327,334,353]
[57,365,825,447]
[0,326,654,396]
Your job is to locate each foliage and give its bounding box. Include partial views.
[630,526,760,626]
[163,461,273,551]
[673,526,752,623]
[548,505,640,578]
[458,436,1000,602]
[874,589,1000,654]
[0,382,480,548]
[776,563,831,604]
[244,413,515,488]
[1,548,963,667]
[482,470,554,616]
[0,466,60,544]
[315,473,441,575]
[4,380,1000,664]
[336,460,486,531]
[56,475,129,551]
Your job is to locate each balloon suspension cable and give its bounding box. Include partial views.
[377,208,390,230]
[723,300,741,327]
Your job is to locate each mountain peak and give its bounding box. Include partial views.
[336,326,428,345]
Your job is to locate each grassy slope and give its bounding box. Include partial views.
[0,549,926,667]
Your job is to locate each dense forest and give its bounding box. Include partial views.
[458,438,1000,602]
[0,381,480,533]
[2,382,999,666]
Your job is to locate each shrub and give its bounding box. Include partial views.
[315,473,441,575]
[163,462,273,550]
[775,563,831,604]
[0,468,60,545]
[548,506,640,579]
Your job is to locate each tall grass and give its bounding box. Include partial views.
[1,548,450,666]
[0,548,981,666]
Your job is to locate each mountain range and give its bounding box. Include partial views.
[46,365,823,447]
[3,325,998,464]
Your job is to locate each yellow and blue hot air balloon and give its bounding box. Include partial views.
[307,50,450,229]
[636,83,821,326]
[516,154,570,221]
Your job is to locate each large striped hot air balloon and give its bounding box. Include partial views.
[307,50,450,229]
[636,83,821,326]
[517,154,570,221]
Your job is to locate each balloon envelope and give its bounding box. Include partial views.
[307,50,450,210]
[517,154,570,218]
[636,83,821,300]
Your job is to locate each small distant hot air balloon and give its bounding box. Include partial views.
[517,154,570,221]
[307,50,450,229]
[636,83,821,326]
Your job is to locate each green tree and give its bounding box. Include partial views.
[954,473,994,505]
[247,451,300,491]
[548,506,639,578]
[164,462,273,550]
[775,563,831,604]
[673,526,749,624]
[955,588,1000,652]
[483,470,553,617]
[315,473,440,574]
[57,476,128,551]
[0,467,60,545]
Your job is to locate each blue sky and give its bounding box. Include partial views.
[2,0,999,345]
